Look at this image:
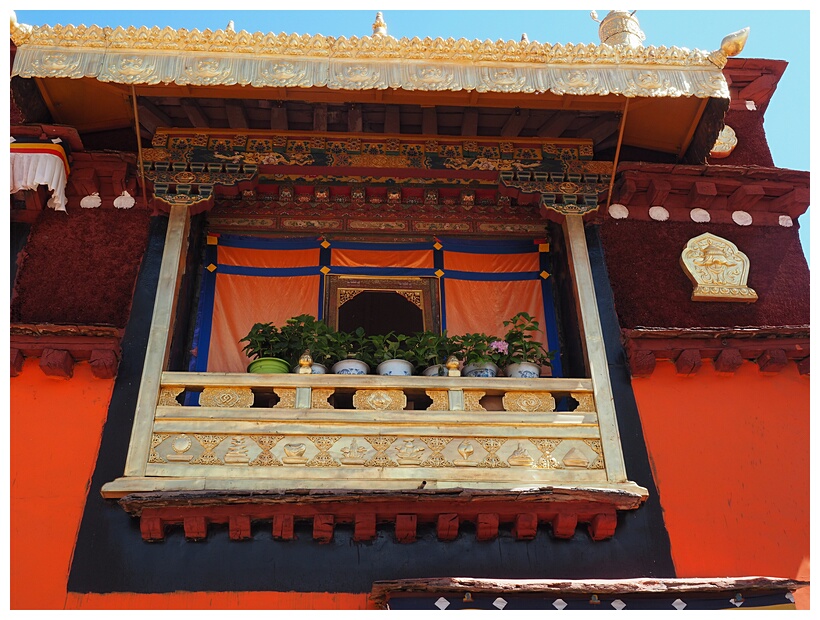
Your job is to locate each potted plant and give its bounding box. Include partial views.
[501,311,553,378]
[278,313,335,373]
[459,332,506,378]
[369,331,413,376]
[239,322,291,374]
[329,326,373,375]
[406,330,463,376]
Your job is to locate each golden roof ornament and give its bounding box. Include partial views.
[708,27,750,68]
[591,10,645,48]
[372,12,387,37]
[521,33,529,43]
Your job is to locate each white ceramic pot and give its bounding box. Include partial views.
[331,359,370,375]
[504,362,541,378]
[463,362,500,378]
[422,364,447,377]
[376,359,414,376]
[292,363,328,374]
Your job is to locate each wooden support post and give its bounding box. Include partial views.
[675,349,702,375]
[437,513,459,541]
[354,513,377,542]
[140,515,165,541]
[757,349,788,373]
[551,512,577,539]
[513,513,539,540]
[40,348,74,378]
[11,348,24,377]
[395,514,417,543]
[313,514,334,543]
[120,204,190,478]
[714,348,743,374]
[89,349,119,379]
[589,512,618,541]
[229,515,252,540]
[476,513,499,541]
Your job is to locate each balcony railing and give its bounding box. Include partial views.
[102,370,646,501]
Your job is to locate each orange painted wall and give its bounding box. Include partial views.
[632,359,810,608]
[10,359,115,610]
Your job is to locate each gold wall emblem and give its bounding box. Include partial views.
[680,233,758,302]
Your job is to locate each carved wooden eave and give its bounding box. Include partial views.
[370,576,809,610]
[117,487,645,543]
[608,162,810,224]
[723,57,787,114]
[623,326,810,378]
[10,22,730,99]
[10,323,124,379]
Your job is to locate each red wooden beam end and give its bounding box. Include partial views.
[675,349,702,376]
[757,349,788,373]
[437,513,459,541]
[11,348,24,377]
[39,348,74,378]
[354,513,377,542]
[183,516,208,540]
[551,512,578,539]
[476,513,499,541]
[714,348,743,374]
[140,515,165,541]
[395,514,417,543]
[628,349,656,378]
[89,349,119,379]
[229,515,252,540]
[589,511,618,541]
[512,513,539,540]
[797,357,810,376]
[313,514,334,543]
[272,514,294,540]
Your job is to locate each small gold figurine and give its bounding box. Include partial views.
[446,355,461,377]
[298,350,313,374]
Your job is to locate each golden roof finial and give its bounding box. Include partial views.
[593,10,645,48]
[372,12,387,37]
[708,27,750,68]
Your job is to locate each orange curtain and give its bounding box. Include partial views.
[207,273,320,373]
[331,248,433,269]
[443,279,548,348]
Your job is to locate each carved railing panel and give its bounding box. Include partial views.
[102,371,646,499]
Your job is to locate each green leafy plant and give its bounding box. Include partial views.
[405,330,462,374]
[502,311,553,367]
[329,326,374,367]
[278,314,336,368]
[239,322,290,361]
[368,331,412,365]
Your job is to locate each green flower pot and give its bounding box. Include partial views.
[247,357,291,374]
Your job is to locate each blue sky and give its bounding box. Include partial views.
[13,9,811,264]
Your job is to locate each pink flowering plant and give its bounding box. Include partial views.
[459,332,505,366]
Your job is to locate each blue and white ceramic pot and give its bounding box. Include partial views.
[463,362,500,378]
[504,362,541,379]
[376,359,414,376]
[331,359,370,375]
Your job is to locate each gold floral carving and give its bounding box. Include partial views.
[273,388,297,409]
[425,390,449,411]
[353,389,407,411]
[339,289,363,306]
[364,436,398,467]
[148,433,170,463]
[572,392,595,412]
[476,438,509,468]
[710,125,738,158]
[157,386,183,407]
[398,291,422,308]
[585,439,606,470]
[311,388,335,409]
[249,435,283,466]
[463,391,486,412]
[11,22,729,98]
[502,391,555,412]
[530,438,562,469]
[307,436,341,467]
[199,386,254,408]
[680,233,758,302]
[420,437,453,468]
[190,434,225,465]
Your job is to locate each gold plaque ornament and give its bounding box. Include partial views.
[680,233,758,302]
